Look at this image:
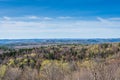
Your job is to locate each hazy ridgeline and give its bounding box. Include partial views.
[0,43,120,80]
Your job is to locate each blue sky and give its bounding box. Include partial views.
[0,0,120,39]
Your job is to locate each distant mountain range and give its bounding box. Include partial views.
[0,38,120,46]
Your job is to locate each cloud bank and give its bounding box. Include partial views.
[0,16,120,39]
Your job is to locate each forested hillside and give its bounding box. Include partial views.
[0,43,120,80]
[1,39,120,46]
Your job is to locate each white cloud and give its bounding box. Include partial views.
[57,16,72,19]
[27,16,39,19]
[0,16,54,21]
[43,17,53,20]
[3,16,11,20]
[0,16,120,39]
[97,17,120,26]
[0,16,120,28]
[108,17,120,21]
[97,17,110,23]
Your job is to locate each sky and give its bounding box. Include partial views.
[0,0,120,39]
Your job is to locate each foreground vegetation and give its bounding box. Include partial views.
[0,43,120,80]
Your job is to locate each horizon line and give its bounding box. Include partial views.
[0,38,120,40]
